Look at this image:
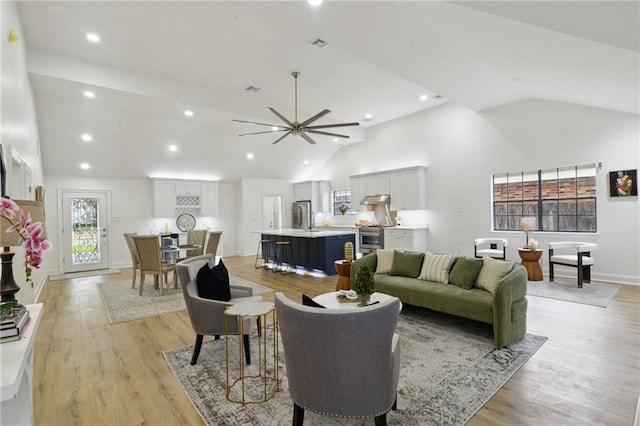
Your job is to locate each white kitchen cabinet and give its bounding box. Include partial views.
[384,228,427,252]
[364,173,390,196]
[174,181,201,195]
[201,182,219,216]
[350,176,365,209]
[389,167,426,210]
[153,180,176,217]
[317,180,332,213]
[293,181,314,202]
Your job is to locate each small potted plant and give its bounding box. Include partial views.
[338,203,348,215]
[353,263,375,306]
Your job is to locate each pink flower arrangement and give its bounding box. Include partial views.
[0,197,52,283]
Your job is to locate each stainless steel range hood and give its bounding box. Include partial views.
[360,194,390,205]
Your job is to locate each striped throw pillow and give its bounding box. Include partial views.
[418,253,456,283]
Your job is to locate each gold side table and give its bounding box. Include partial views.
[224,301,278,405]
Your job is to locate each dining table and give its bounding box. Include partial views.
[160,244,201,264]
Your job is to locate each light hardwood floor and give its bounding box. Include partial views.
[33,256,640,425]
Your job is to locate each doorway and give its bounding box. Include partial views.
[262,194,283,230]
[59,190,110,273]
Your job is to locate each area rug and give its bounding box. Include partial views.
[527,279,620,307]
[97,276,272,324]
[49,268,121,281]
[163,306,547,425]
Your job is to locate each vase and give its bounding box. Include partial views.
[357,293,371,307]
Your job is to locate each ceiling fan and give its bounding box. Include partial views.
[233,71,360,145]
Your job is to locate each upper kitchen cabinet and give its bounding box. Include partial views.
[350,176,365,208]
[174,181,201,195]
[153,180,176,217]
[293,180,332,213]
[364,173,390,196]
[152,179,219,217]
[390,166,427,210]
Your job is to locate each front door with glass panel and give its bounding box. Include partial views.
[61,191,110,273]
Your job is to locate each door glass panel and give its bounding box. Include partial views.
[71,198,100,265]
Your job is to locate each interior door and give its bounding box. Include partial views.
[262,195,283,230]
[60,190,110,272]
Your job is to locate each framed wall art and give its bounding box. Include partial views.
[609,169,637,197]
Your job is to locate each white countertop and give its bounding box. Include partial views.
[256,228,356,238]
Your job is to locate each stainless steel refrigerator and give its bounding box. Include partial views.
[292,200,311,229]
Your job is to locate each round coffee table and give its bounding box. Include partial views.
[313,291,401,311]
[518,248,543,281]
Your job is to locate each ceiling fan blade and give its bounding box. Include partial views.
[267,108,294,127]
[299,109,331,128]
[305,122,360,130]
[239,129,289,136]
[306,129,351,139]
[272,130,292,145]
[300,132,317,145]
[232,119,282,128]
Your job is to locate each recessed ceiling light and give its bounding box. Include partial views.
[308,0,323,6]
[271,126,280,131]
[363,113,373,121]
[246,153,254,160]
[80,163,90,170]
[303,160,309,165]
[419,95,428,101]
[184,110,193,117]
[333,138,339,142]
[81,133,92,142]
[86,33,100,43]
[83,91,95,98]
[168,145,178,152]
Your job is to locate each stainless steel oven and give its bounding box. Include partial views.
[359,227,384,254]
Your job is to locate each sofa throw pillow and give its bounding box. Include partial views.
[449,257,484,290]
[390,250,425,278]
[196,259,232,301]
[475,256,513,294]
[376,249,395,274]
[418,252,456,283]
[302,294,326,308]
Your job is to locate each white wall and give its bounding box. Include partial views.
[1,1,47,304]
[317,100,639,285]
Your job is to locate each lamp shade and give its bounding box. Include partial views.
[520,216,536,232]
[0,200,46,247]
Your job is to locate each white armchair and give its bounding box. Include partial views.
[175,254,263,365]
[549,242,597,288]
[474,238,507,260]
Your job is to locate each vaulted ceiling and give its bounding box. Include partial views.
[16,1,639,182]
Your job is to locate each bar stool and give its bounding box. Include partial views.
[274,241,296,274]
[255,239,275,269]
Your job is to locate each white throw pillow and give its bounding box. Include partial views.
[376,249,395,274]
[475,256,513,294]
[418,252,456,283]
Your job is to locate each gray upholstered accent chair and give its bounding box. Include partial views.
[549,241,597,288]
[274,292,401,426]
[474,238,508,260]
[175,254,263,365]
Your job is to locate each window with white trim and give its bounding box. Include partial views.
[333,190,352,215]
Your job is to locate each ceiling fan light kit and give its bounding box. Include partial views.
[233,71,360,145]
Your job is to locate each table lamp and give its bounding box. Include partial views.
[0,200,47,303]
[520,216,536,249]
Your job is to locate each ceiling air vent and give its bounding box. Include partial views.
[308,37,328,49]
[245,85,261,93]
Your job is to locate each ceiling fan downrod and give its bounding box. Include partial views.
[292,71,300,124]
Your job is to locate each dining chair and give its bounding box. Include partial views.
[132,235,177,296]
[123,233,140,289]
[176,229,208,263]
[204,231,223,258]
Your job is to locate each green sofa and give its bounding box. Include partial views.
[350,252,528,347]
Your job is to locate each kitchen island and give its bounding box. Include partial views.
[257,229,356,275]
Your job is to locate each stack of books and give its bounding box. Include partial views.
[1,304,31,343]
